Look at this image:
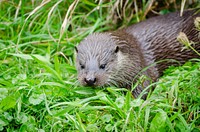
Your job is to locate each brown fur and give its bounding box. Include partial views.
[76,10,200,98]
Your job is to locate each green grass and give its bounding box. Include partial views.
[0,0,200,131]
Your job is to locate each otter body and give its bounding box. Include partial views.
[76,10,200,98]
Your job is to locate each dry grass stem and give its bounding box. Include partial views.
[59,0,80,44]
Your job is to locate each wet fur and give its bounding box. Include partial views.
[76,10,200,98]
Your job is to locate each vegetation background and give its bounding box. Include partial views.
[0,0,200,131]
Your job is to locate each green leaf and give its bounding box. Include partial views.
[74,87,95,95]
[150,110,167,132]
[32,54,51,65]
[76,113,86,132]
[0,118,8,129]
[0,88,8,101]
[177,114,190,131]
[54,54,60,74]
[32,55,63,82]
[101,114,112,123]
[17,112,28,124]
[115,97,124,108]
[105,124,113,131]
[86,124,98,132]
[124,91,131,111]
[3,112,13,121]
[9,53,33,60]
[0,95,17,111]
[0,79,12,86]
[65,64,77,74]
[29,93,45,105]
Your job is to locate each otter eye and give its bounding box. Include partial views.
[99,64,106,69]
[115,46,119,53]
[80,64,85,69]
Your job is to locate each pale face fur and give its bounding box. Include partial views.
[76,33,125,87]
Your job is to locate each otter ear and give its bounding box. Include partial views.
[75,46,78,53]
[115,46,119,53]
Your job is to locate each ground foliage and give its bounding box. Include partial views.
[0,0,200,131]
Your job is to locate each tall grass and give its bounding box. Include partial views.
[0,0,200,131]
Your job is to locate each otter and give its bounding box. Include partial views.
[75,10,200,98]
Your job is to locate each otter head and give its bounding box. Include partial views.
[75,33,125,87]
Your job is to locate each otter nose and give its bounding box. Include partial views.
[85,77,96,86]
